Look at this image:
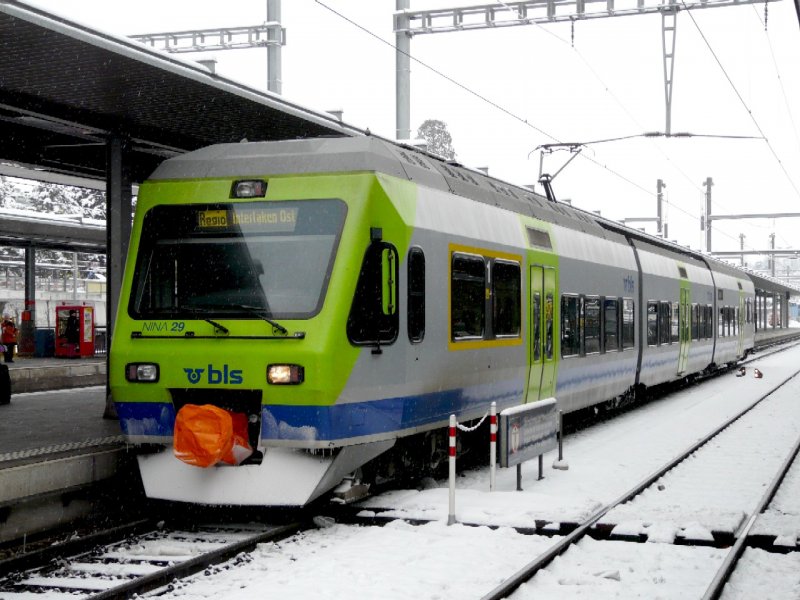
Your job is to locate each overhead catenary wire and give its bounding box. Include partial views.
[314,1,660,199]
[316,1,790,252]
[682,1,800,202]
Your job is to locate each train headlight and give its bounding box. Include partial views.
[126,363,159,383]
[267,364,304,385]
[231,179,267,198]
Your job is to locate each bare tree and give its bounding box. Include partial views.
[416,119,456,160]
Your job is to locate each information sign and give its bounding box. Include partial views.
[499,398,558,468]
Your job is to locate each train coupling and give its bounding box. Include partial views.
[331,476,370,504]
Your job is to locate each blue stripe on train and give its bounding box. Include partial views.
[115,378,524,442]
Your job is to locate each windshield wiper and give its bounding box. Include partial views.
[230,304,289,335]
[204,318,229,335]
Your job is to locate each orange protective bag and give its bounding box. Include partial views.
[173,404,252,467]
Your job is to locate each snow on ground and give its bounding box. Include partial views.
[721,548,800,599]
[149,343,800,599]
[599,371,800,538]
[514,537,726,599]
[752,434,800,546]
[155,521,554,600]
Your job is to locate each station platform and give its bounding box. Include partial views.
[2,355,106,394]
[0,356,137,544]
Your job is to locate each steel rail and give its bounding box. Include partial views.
[85,522,302,600]
[480,366,800,600]
[0,519,154,576]
[702,429,800,599]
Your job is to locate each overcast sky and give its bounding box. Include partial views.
[22,0,800,266]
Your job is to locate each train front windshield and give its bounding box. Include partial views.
[130,199,347,320]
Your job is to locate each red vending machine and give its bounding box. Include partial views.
[55,305,95,358]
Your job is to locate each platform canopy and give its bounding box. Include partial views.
[0,1,360,184]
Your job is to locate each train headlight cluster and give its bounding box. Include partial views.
[125,363,159,383]
[230,179,267,198]
[267,364,304,385]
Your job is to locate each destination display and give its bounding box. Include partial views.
[196,206,299,233]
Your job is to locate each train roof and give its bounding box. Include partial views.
[148,136,800,294]
[148,136,612,238]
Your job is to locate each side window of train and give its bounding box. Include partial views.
[647,301,658,346]
[705,305,713,339]
[671,303,680,343]
[492,260,521,337]
[659,301,671,345]
[603,298,619,352]
[691,304,699,340]
[719,307,725,337]
[584,296,601,354]
[622,298,635,349]
[407,247,425,343]
[561,295,580,357]
[346,241,399,348]
[451,253,485,340]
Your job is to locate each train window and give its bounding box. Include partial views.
[451,253,485,340]
[659,302,671,345]
[492,261,521,337]
[705,305,714,339]
[603,298,619,352]
[584,296,601,354]
[130,199,347,320]
[691,304,699,340]
[526,228,552,250]
[622,298,635,349]
[647,301,658,346]
[719,307,726,337]
[407,247,425,343]
[347,241,400,347]
[671,303,680,344]
[561,295,580,357]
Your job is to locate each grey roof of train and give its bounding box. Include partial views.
[150,136,620,238]
[150,137,800,293]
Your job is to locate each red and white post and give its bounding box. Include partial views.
[448,414,457,525]
[489,402,497,491]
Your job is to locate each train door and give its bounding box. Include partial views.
[527,265,556,402]
[678,287,690,374]
[737,292,745,357]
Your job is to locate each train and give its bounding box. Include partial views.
[110,135,756,506]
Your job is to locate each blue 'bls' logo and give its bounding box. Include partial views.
[183,365,243,385]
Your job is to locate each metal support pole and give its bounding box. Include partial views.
[770,233,776,278]
[448,414,457,525]
[704,177,713,253]
[516,463,523,491]
[740,233,746,267]
[18,247,36,356]
[661,10,677,136]
[489,402,497,491]
[396,0,411,141]
[656,179,665,237]
[72,252,79,300]
[558,410,564,461]
[105,135,132,419]
[538,454,544,480]
[267,0,282,94]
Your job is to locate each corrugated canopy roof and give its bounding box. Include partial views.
[0,1,359,183]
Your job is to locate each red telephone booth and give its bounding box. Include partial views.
[55,305,95,358]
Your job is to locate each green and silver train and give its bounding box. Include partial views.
[110,136,755,506]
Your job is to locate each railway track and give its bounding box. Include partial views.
[0,520,301,599]
[480,360,800,599]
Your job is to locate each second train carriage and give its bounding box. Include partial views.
[110,136,755,506]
